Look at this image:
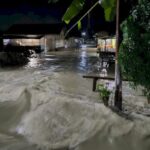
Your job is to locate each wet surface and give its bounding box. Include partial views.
[0,48,149,150]
[25,50,100,72]
[0,49,101,150]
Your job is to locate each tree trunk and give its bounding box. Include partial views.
[114,0,122,110]
[114,63,122,110]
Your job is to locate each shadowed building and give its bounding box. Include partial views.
[2,23,65,52]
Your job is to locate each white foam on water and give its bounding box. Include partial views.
[0,62,149,150]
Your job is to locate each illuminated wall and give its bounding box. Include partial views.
[4,39,40,46]
[45,34,65,51]
[3,34,65,52]
[97,38,116,52]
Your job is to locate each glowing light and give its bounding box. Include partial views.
[81,45,87,49]
[81,32,86,36]
[3,39,10,45]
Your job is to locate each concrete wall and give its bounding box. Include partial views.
[97,38,116,52]
[40,37,46,52]
[45,34,64,51]
[66,37,79,48]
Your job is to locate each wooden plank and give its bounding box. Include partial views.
[83,75,115,80]
[83,75,128,81]
[83,75,115,91]
[93,78,98,91]
[83,74,129,91]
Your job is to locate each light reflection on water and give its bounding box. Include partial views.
[77,50,88,72]
[25,50,100,73]
[25,49,115,93]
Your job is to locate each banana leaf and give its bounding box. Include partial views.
[77,20,82,30]
[101,0,117,21]
[62,0,117,24]
[62,0,85,24]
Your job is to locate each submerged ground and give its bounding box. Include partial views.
[0,49,150,150]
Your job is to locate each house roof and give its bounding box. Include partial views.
[3,34,43,39]
[4,23,63,35]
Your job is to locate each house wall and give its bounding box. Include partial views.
[97,38,116,52]
[6,39,40,46]
[45,34,65,51]
[40,37,46,52]
[3,34,65,52]
[66,37,79,48]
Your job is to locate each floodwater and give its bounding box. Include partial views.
[0,49,150,150]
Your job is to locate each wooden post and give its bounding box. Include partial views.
[93,78,98,91]
[114,0,122,110]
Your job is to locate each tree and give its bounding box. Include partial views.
[62,0,117,24]
[62,0,123,110]
[51,0,139,110]
[119,0,150,102]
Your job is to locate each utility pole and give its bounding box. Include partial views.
[114,0,122,110]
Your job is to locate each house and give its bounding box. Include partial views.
[2,23,65,52]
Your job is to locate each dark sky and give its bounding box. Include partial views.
[0,0,117,35]
[0,0,72,30]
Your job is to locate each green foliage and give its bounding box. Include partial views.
[62,0,85,24]
[77,20,82,30]
[101,0,116,21]
[119,0,150,99]
[97,83,111,106]
[62,0,117,25]
[97,84,111,99]
[143,89,150,101]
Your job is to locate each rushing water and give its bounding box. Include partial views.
[0,48,150,150]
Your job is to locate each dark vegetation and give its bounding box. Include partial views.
[119,0,150,101]
[0,44,34,67]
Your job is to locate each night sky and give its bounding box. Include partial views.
[0,0,121,35]
[0,0,68,30]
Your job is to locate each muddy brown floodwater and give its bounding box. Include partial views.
[0,49,150,150]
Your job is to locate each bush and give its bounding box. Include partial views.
[0,44,31,67]
[97,83,111,106]
[119,0,150,100]
[0,52,29,67]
